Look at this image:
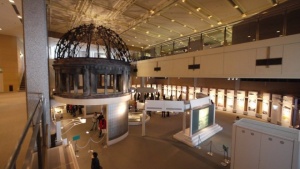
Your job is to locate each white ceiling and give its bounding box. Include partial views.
[0,0,288,49]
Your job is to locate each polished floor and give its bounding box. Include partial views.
[0,92,262,169]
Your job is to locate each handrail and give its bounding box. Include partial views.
[5,93,45,169]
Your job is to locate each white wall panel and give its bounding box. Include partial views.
[234,127,261,169]
[170,57,193,77]
[137,61,157,77]
[224,49,256,76]
[200,53,223,76]
[282,43,300,77]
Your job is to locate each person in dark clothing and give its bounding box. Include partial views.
[91,152,101,169]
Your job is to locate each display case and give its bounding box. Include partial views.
[226,90,234,112]
[262,93,270,120]
[209,88,216,104]
[271,94,282,124]
[189,87,195,100]
[182,86,187,100]
[201,87,208,95]
[247,91,258,116]
[281,96,293,127]
[217,89,225,110]
[236,90,245,114]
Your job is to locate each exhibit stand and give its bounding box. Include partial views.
[217,89,225,111]
[236,90,245,114]
[247,91,258,117]
[271,94,282,124]
[209,88,216,104]
[173,95,222,147]
[262,93,270,120]
[231,118,300,169]
[281,96,293,127]
[226,90,234,112]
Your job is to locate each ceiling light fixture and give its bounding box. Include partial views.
[182,0,185,2]
[158,35,161,37]
[146,31,149,34]
[183,25,186,27]
[210,25,214,27]
[196,8,201,11]
[17,15,22,19]
[168,38,171,40]
[171,19,175,22]
[0,28,2,31]
[208,15,212,19]
[157,25,160,28]
[217,21,222,25]
[133,27,136,30]
[180,34,183,36]
[194,29,197,32]
[150,10,155,14]
[242,13,247,17]
[189,12,192,15]
[9,0,15,3]
[234,5,238,8]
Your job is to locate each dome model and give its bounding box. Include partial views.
[52,24,131,98]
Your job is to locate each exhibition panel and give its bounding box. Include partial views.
[271,94,282,124]
[226,90,234,112]
[281,96,293,128]
[262,93,271,120]
[209,88,216,104]
[236,90,246,114]
[247,91,258,116]
[217,89,225,111]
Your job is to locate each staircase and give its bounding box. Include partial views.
[19,73,26,91]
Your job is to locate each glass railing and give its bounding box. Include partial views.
[5,93,47,169]
[139,1,300,60]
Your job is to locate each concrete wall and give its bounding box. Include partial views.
[0,34,23,92]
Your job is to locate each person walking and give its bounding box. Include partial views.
[90,112,98,131]
[98,117,106,137]
[91,152,101,169]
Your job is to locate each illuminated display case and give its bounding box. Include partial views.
[152,84,156,89]
[217,89,225,110]
[271,94,282,124]
[163,85,168,98]
[176,86,182,100]
[182,86,187,100]
[195,87,201,98]
[281,96,293,127]
[226,90,234,112]
[236,90,245,114]
[172,85,176,100]
[262,93,270,120]
[201,88,208,95]
[209,88,216,104]
[247,91,258,116]
[189,87,194,100]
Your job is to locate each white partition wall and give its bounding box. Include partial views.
[209,88,216,104]
[281,96,293,127]
[236,90,246,114]
[271,94,282,124]
[226,89,234,112]
[262,93,271,120]
[217,89,225,110]
[189,87,194,100]
[231,118,300,169]
[247,91,258,116]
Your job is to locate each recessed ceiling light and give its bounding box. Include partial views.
[171,19,175,22]
[189,12,192,15]
[157,25,160,28]
[208,15,212,19]
[175,3,178,6]
[146,31,149,34]
[133,27,136,30]
[210,25,214,27]
[183,25,186,27]
[234,5,238,8]
[276,30,280,33]
[217,21,222,25]
[180,34,183,36]
[150,10,155,14]
[242,14,247,17]
[158,35,161,37]
[9,0,15,4]
[18,15,22,19]
[196,8,201,11]
[0,28,2,31]
[170,30,172,32]
[182,0,185,2]
[194,30,197,32]
[168,38,171,40]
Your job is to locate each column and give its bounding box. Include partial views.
[66,74,70,93]
[73,72,79,94]
[90,69,97,95]
[113,73,117,93]
[104,73,108,95]
[83,67,90,96]
[23,0,51,151]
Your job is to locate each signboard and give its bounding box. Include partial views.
[73,135,80,141]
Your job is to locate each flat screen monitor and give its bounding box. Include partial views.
[191,104,214,135]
